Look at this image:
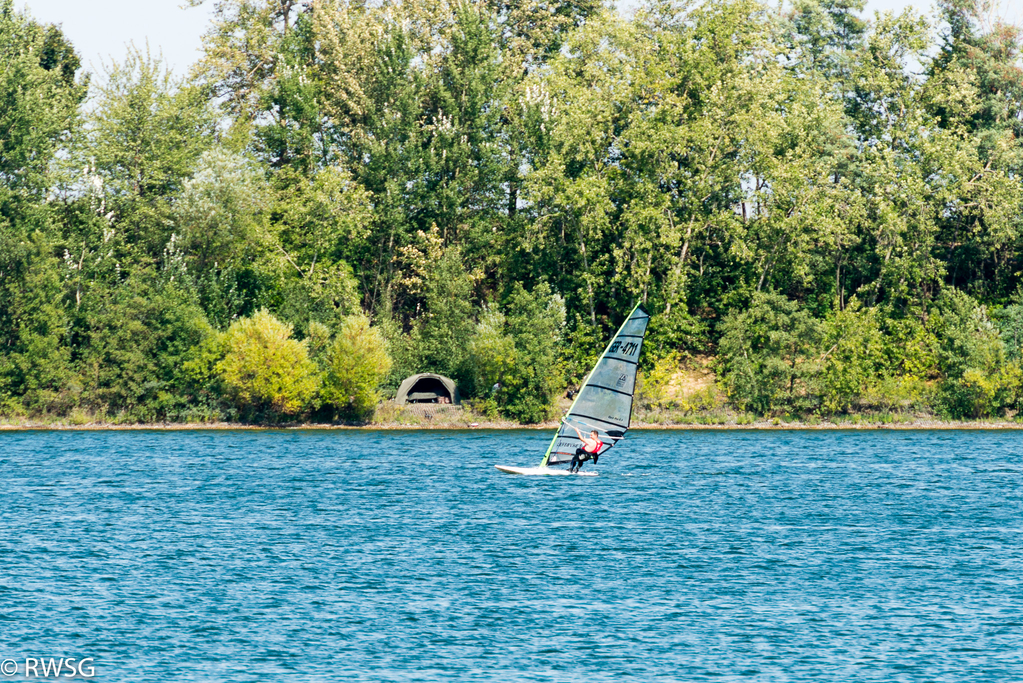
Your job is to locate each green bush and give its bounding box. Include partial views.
[861,374,932,413]
[321,315,392,421]
[933,290,1020,418]
[217,310,319,417]
[718,292,822,414]
[469,283,565,423]
[940,366,1022,420]
[817,301,886,413]
[74,277,213,421]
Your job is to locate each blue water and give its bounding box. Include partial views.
[2,429,1023,681]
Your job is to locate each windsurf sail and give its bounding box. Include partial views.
[539,303,649,468]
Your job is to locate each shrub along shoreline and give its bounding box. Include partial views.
[5,392,1023,431]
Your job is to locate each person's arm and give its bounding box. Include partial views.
[566,420,598,450]
[565,421,584,439]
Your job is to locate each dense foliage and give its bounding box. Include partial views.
[1,0,1022,422]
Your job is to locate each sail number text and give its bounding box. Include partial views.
[608,341,639,356]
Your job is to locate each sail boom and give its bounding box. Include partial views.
[566,413,628,430]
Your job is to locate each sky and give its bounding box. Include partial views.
[14,0,1013,80]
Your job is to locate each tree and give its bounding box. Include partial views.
[87,47,216,263]
[928,0,1023,151]
[817,301,885,413]
[217,310,319,417]
[932,288,1020,417]
[718,292,823,414]
[189,0,295,121]
[0,3,85,415]
[923,0,1023,301]
[468,305,517,409]
[321,315,392,421]
[170,148,268,326]
[73,277,214,421]
[269,165,369,330]
[476,282,566,423]
[0,234,75,414]
[399,231,477,382]
[785,0,868,81]
[0,0,86,220]
[199,0,517,317]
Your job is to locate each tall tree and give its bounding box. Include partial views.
[0,1,87,413]
[87,47,216,264]
[925,0,1023,300]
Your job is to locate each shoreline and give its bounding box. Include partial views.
[3,419,1023,431]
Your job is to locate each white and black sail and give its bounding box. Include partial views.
[540,303,649,468]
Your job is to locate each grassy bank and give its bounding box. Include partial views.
[4,409,1023,431]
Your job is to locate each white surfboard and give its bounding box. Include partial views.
[495,465,597,476]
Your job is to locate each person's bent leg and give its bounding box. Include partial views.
[576,451,592,473]
[572,447,588,473]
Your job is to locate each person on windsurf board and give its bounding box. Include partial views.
[494,302,649,476]
[565,422,603,473]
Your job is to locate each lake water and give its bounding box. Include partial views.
[2,429,1022,681]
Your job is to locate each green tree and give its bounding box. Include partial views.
[401,235,477,382]
[817,301,885,413]
[468,305,517,412]
[87,47,216,263]
[718,292,823,414]
[0,3,85,415]
[217,309,319,417]
[170,148,268,326]
[995,301,1023,360]
[0,234,76,414]
[269,165,369,329]
[0,0,86,220]
[785,0,868,80]
[189,0,295,122]
[932,288,1020,418]
[321,315,392,421]
[928,0,1023,151]
[923,0,1023,301]
[480,282,565,423]
[73,277,213,421]
[200,0,518,317]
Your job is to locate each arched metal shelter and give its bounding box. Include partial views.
[395,373,460,405]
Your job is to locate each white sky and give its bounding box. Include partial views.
[15,0,1011,80]
[16,0,215,78]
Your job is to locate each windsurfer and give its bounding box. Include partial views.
[566,422,602,473]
